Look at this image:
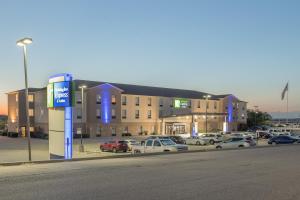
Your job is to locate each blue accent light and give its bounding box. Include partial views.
[64,106,73,159]
[101,84,111,124]
[227,95,233,123]
[192,126,196,137]
[64,73,73,159]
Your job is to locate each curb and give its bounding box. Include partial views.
[0,144,298,167]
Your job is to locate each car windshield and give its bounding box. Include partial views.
[161,139,176,146]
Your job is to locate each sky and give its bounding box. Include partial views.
[0,0,300,115]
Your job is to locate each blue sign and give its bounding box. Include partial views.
[53,81,72,107]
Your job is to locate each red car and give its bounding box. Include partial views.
[100,140,128,153]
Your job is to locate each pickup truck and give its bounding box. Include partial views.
[132,137,188,154]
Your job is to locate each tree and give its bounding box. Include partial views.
[247,110,272,128]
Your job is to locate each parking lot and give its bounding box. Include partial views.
[0,135,270,163]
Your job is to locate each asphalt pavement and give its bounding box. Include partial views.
[0,145,300,200]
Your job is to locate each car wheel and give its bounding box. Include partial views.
[123,149,127,153]
[100,147,104,152]
[196,141,201,146]
[209,140,215,145]
[216,146,222,149]
[112,148,117,153]
[238,145,244,148]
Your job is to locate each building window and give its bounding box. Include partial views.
[29,109,34,117]
[111,127,116,136]
[124,126,128,133]
[30,127,34,132]
[214,101,217,110]
[111,95,116,105]
[147,110,152,119]
[206,101,209,109]
[148,97,152,106]
[16,94,18,102]
[96,109,101,119]
[111,109,116,119]
[77,108,82,119]
[159,98,163,107]
[122,109,127,119]
[16,108,18,117]
[197,101,201,108]
[96,94,101,104]
[122,96,127,105]
[135,97,140,106]
[135,110,140,119]
[28,95,34,102]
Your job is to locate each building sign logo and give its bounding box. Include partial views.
[47,81,72,108]
[174,98,189,108]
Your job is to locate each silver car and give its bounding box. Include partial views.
[185,136,206,145]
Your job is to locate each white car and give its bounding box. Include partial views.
[175,133,193,139]
[199,133,223,145]
[216,137,250,149]
[185,136,206,145]
[132,138,188,154]
[230,133,245,138]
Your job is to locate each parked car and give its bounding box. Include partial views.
[199,134,222,145]
[168,136,186,144]
[147,136,185,144]
[175,133,192,139]
[216,137,251,149]
[124,140,139,151]
[230,133,245,138]
[268,136,299,145]
[256,131,272,139]
[100,140,128,153]
[132,137,188,154]
[185,136,206,145]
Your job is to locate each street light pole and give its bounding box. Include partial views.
[79,85,87,152]
[17,37,33,162]
[204,95,211,133]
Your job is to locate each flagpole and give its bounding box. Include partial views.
[287,82,289,125]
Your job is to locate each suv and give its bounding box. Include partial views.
[100,140,128,153]
[199,134,222,145]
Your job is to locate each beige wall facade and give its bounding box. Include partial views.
[7,84,248,137]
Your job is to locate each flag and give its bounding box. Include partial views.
[281,82,289,100]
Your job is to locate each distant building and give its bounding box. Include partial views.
[7,80,247,137]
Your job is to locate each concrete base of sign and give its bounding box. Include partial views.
[49,109,65,159]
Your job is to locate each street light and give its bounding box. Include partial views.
[203,95,211,133]
[78,85,87,152]
[16,37,33,162]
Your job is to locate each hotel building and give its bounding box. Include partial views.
[7,80,247,137]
